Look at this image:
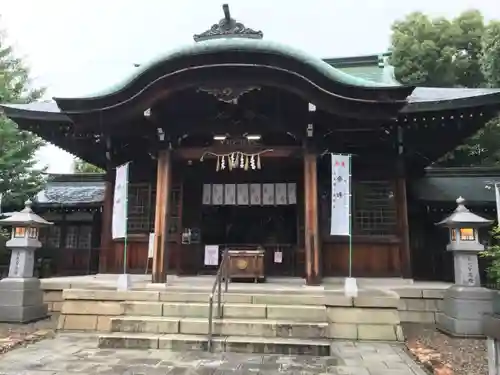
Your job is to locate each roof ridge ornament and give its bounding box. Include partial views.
[455,196,469,213]
[193,4,263,42]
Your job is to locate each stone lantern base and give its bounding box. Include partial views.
[436,285,494,337]
[0,278,47,323]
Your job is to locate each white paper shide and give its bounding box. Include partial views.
[112,163,129,239]
[330,154,350,236]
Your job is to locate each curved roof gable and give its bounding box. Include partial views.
[3,5,500,123]
[74,38,398,102]
[52,4,412,118]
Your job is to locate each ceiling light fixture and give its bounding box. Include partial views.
[246,134,261,140]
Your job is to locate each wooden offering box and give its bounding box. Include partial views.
[227,249,265,282]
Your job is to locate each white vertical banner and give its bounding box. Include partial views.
[112,163,130,239]
[287,183,297,204]
[495,184,500,225]
[330,154,351,236]
[147,233,155,258]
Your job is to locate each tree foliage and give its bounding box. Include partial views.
[0,26,46,207]
[72,158,104,173]
[480,225,500,284]
[390,10,485,88]
[389,11,500,167]
[481,21,500,88]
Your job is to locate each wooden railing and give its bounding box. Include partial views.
[207,248,229,352]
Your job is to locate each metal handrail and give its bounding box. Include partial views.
[207,248,229,352]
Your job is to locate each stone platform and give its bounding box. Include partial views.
[35,274,453,356]
[28,274,452,355]
[39,274,450,325]
[56,287,405,355]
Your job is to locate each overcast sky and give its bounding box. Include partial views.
[2,0,500,173]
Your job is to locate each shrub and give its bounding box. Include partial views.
[481,225,500,287]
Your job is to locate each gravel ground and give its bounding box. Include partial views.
[0,314,57,354]
[0,314,57,338]
[403,322,487,375]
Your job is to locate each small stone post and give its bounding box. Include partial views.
[435,196,494,336]
[484,321,500,374]
[0,200,53,323]
[483,249,500,374]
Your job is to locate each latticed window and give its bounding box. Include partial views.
[42,225,61,248]
[127,183,154,233]
[353,181,397,235]
[77,226,92,249]
[65,226,79,248]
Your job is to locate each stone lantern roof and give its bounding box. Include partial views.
[0,200,53,227]
[436,196,493,228]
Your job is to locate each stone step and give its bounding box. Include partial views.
[110,316,328,339]
[226,303,327,322]
[62,289,325,306]
[160,292,325,306]
[123,301,327,321]
[146,284,325,296]
[98,332,331,356]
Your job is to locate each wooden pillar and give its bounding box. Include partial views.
[152,149,172,283]
[304,151,321,285]
[396,125,412,278]
[90,210,102,274]
[98,169,114,273]
[396,175,412,278]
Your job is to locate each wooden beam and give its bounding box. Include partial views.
[304,151,320,285]
[174,146,302,160]
[152,150,172,283]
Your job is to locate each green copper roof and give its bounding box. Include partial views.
[338,65,398,85]
[70,38,399,100]
[327,54,400,86]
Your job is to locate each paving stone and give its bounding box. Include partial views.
[326,365,370,375]
[0,372,57,375]
[361,353,403,362]
[117,356,162,366]
[343,358,387,368]
[368,369,416,375]
[212,370,245,375]
[0,333,428,375]
[384,360,416,369]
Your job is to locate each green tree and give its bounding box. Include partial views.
[481,225,500,285]
[389,11,500,167]
[0,27,46,207]
[72,158,104,173]
[390,10,485,88]
[481,21,500,88]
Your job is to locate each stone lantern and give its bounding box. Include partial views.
[435,196,494,336]
[0,200,53,323]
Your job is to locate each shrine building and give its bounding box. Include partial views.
[3,5,500,285]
